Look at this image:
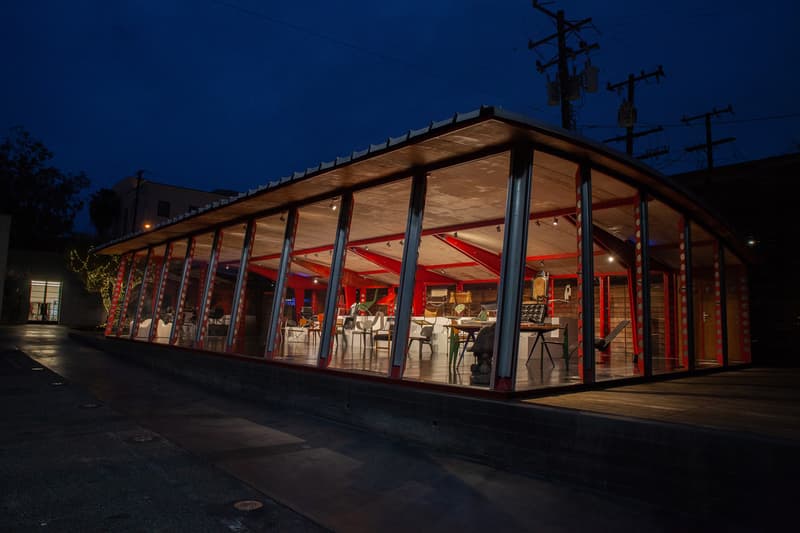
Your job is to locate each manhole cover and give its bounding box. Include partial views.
[233,500,263,512]
[80,403,101,409]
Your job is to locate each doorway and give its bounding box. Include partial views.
[27,280,62,323]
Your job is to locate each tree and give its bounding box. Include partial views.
[66,244,121,315]
[88,188,119,240]
[0,126,90,248]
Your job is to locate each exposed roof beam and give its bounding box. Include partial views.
[349,247,455,284]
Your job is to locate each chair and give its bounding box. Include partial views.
[595,319,631,351]
[373,317,395,352]
[407,324,434,358]
[352,312,382,353]
[542,318,579,373]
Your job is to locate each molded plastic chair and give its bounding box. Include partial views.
[353,313,382,353]
[407,324,434,358]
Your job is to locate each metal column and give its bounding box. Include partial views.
[389,174,427,379]
[265,208,298,358]
[105,253,129,337]
[226,220,257,352]
[148,243,173,341]
[195,229,223,349]
[319,194,353,366]
[636,193,652,376]
[169,237,195,345]
[682,220,695,371]
[130,248,153,339]
[491,145,533,392]
[577,164,595,383]
[717,243,729,366]
[115,253,138,336]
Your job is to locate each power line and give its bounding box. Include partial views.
[682,105,735,170]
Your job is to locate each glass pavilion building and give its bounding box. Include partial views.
[95,107,752,394]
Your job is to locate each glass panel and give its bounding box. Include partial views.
[725,248,749,364]
[517,151,580,391]
[174,232,215,347]
[403,152,510,389]
[202,223,247,353]
[648,200,687,374]
[28,280,61,322]
[238,213,285,356]
[133,244,167,340]
[105,254,131,334]
[274,199,340,365]
[153,240,188,344]
[117,250,147,336]
[325,179,410,374]
[691,223,721,367]
[591,170,637,382]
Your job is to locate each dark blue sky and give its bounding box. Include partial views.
[2,1,798,231]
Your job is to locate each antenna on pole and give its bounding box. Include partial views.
[603,66,667,158]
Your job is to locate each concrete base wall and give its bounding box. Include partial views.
[71,332,796,518]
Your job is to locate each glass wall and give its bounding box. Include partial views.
[326,179,410,374]
[690,223,721,367]
[517,151,579,390]
[403,152,510,388]
[274,199,340,365]
[725,248,750,364]
[647,200,686,374]
[237,213,286,356]
[116,250,147,337]
[201,223,247,352]
[590,170,637,382]
[174,231,215,348]
[153,240,188,344]
[133,244,167,340]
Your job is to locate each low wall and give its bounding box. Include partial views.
[70,331,796,520]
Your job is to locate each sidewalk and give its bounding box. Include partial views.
[3,325,796,532]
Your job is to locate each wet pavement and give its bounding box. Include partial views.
[0,325,778,532]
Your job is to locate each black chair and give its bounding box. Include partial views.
[407,324,434,357]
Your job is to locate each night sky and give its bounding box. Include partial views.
[2,1,798,231]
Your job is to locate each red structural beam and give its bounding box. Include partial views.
[434,234,538,278]
[247,263,322,290]
[292,257,378,288]
[248,196,640,263]
[349,247,455,284]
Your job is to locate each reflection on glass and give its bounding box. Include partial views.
[648,200,686,375]
[591,169,637,382]
[725,248,749,364]
[175,232,215,347]
[516,151,580,391]
[153,240,188,344]
[203,223,247,353]
[691,223,721,367]
[133,245,167,340]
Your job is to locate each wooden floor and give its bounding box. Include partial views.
[269,330,642,390]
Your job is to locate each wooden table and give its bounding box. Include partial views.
[444,322,490,368]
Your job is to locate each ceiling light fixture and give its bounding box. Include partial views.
[329,199,337,211]
[400,240,404,246]
[552,217,558,226]
[280,214,286,222]
[496,225,501,232]
[535,220,541,227]
[454,231,458,238]
[143,223,152,230]
[313,278,319,284]
[608,255,615,263]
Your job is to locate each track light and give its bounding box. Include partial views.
[329,199,337,211]
[535,220,541,227]
[386,242,391,247]
[496,225,501,232]
[313,278,319,284]
[552,217,558,226]
[608,255,615,263]
[454,231,458,238]
[400,240,404,246]
[280,214,286,222]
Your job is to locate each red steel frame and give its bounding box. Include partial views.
[227,220,257,353]
[679,217,690,368]
[115,252,141,337]
[148,243,173,342]
[738,267,752,363]
[633,197,645,374]
[130,249,154,339]
[575,169,585,381]
[196,230,224,349]
[713,241,724,365]
[169,238,196,345]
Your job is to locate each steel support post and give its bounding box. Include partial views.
[169,237,195,345]
[195,229,223,348]
[491,145,533,392]
[226,220,257,352]
[319,193,353,366]
[265,208,298,358]
[130,247,153,339]
[637,193,652,376]
[148,243,173,341]
[115,253,139,336]
[712,241,724,365]
[717,243,728,366]
[389,173,427,379]
[682,221,695,371]
[578,164,596,383]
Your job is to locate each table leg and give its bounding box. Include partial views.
[456,332,475,368]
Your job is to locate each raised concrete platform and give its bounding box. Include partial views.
[70,331,799,524]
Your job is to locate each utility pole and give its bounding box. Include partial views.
[604,66,666,156]
[528,1,599,131]
[682,105,735,170]
[131,169,145,230]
